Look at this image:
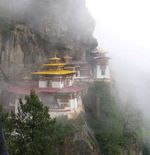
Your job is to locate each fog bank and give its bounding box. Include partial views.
[86,0,150,118]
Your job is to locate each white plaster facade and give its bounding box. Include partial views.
[49,110,72,118]
[15,99,19,114]
[57,97,78,111]
[52,81,64,88]
[39,80,48,88]
[49,96,82,119]
[67,78,73,86]
[69,98,78,110]
[95,65,110,79]
[8,92,82,119]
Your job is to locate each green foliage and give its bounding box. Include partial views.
[122,103,143,149]
[84,82,143,155]
[1,91,67,155]
[142,118,150,155]
[143,142,150,155]
[0,83,144,155]
[84,82,124,155]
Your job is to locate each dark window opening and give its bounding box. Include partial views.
[101,69,105,75]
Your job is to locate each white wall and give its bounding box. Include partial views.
[49,111,71,118]
[52,81,64,88]
[39,80,47,88]
[96,65,110,79]
[57,97,78,110]
[69,98,78,110]
[57,98,70,108]
[68,79,73,86]
[15,99,19,114]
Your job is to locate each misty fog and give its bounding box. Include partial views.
[86,0,150,118]
[0,0,64,32]
[0,0,150,118]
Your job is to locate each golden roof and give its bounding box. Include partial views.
[32,70,76,75]
[49,56,61,61]
[42,63,66,67]
[63,55,72,59]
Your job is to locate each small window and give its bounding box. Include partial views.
[60,99,69,102]
[101,69,105,75]
[60,104,68,108]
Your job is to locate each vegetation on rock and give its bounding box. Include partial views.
[84,82,143,155]
[0,82,146,155]
[0,91,100,155]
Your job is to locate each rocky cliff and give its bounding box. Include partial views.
[0,0,97,80]
[0,1,143,155]
[0,1,99,154]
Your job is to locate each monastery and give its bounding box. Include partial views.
[4,49,110,118]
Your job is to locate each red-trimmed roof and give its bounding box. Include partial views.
[6,85,81,95]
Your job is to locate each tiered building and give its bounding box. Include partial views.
[6,55,83,118]
[32,55,82,117]
[4,48,110,118]
[33,55,76,88]
[91,50,110,80]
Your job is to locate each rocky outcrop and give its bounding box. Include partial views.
[0,0,97,80]
[83,82,143,155]
[0,24,46,80]
[58,115,100,155]
[0,1,99,153]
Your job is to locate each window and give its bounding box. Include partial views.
[101,69,105,75]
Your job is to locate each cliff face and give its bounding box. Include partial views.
[0,1,99,154]
[83,82,143,155]
[0,0,97,80]
[59,116,100,155]
[0,24,45,80]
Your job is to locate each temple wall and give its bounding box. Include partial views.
[52,81,64,88]
[96,65,110,79]
[69,98,78,110]
[39,80,48,88]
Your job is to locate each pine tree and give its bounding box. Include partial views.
[7,91,61,155]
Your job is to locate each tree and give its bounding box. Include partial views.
[6,91,63,155]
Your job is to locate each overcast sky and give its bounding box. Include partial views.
[86,0,150,117]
